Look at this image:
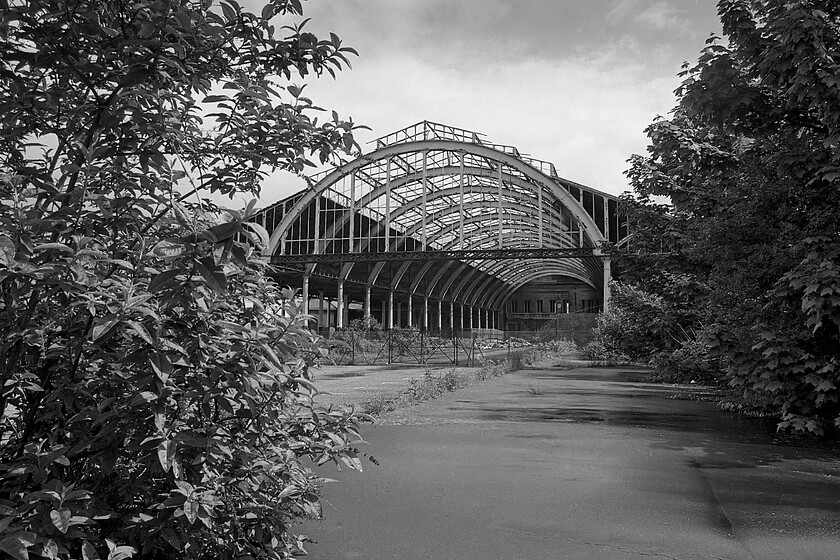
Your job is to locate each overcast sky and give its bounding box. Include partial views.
[236,0,722,206]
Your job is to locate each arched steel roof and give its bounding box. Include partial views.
[251,121,626,311]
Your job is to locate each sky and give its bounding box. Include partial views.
[235,0,722,207]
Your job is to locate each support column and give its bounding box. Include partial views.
[325,297,331,329]
[388,291,395,329]
[364,284,371,319]
[438,300,443,332]
[301,275,310,320]
[344,294,350,326]
[407,294,413,328]
[336,282,345,328]
[467,306,472,330]
[423,296,429,330]
[603,257,612,313]
[449,302,455,333]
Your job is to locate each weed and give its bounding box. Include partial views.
[525,384,544,396]
[359,359,522,417]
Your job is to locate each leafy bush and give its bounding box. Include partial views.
[581,339,630,364]
[703,237,840,433]
[586,283,684,362]
[618,0,840,434]
[650,336,721,384]
[0,1,367,558]
[521,339,579,366]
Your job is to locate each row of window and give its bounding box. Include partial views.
[509,299,600,313]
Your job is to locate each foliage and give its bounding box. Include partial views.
[0,1,368,559]
[346,316,382,332]
[581,339,629,365]
[617,0,840,434]
[520,339,579,366]
[359,359,519,417]
[535,321,556,343]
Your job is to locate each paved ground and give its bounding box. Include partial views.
[301,364,840,560]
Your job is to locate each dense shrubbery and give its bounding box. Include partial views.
[0,1,367,558]
[521,339,579,366]
[609,0,840,434]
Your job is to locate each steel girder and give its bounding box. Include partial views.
[267,140,603,253]
[311,171,575,253]
[260,135,611,314]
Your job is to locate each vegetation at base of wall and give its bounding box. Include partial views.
[359,358,520,416]
[581,340,631,366]
[520,339,580,367]
[604,0,840,436]
[0,1,367,559]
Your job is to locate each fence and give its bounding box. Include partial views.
[325,329,492,367]
[323,321,596,367]
[506,314,599,347]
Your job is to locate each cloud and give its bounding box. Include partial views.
[606,0,646,24]
[635,2,690,31]
[268,50,681,202]
[218,0,721,208]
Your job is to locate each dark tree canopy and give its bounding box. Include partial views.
[0,1,368,559]
[611,0,840,433]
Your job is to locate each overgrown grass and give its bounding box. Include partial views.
[520,339,582,367]
[360,358,519,416]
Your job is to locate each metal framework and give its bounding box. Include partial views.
[250,121,627,330]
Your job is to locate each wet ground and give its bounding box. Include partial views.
[302,364,840,559]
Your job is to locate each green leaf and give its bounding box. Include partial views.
[171,201,193,229]
[49,508,71,534]
[0,235,15,265]
[0,536,29,560]
[41,539,58,560]
[81,542,100,560]
[126,320,155,346]
[197,258,227,293]
[32,243,73,254]
[106,545,136,560]
[204,221,240,242]
[242,221,270,249]
[157,440,175,473]
[183,501,198,524]
[91,316,120,343]
[148,269,181,292]
[130,392,158,406]
[201,95,229,103]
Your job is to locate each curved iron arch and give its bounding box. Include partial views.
[257,122,618,325]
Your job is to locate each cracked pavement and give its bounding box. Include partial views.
[302,365,840,559]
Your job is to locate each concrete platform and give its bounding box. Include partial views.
[302,365,840,560]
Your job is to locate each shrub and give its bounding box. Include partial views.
[0,1,367,558]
